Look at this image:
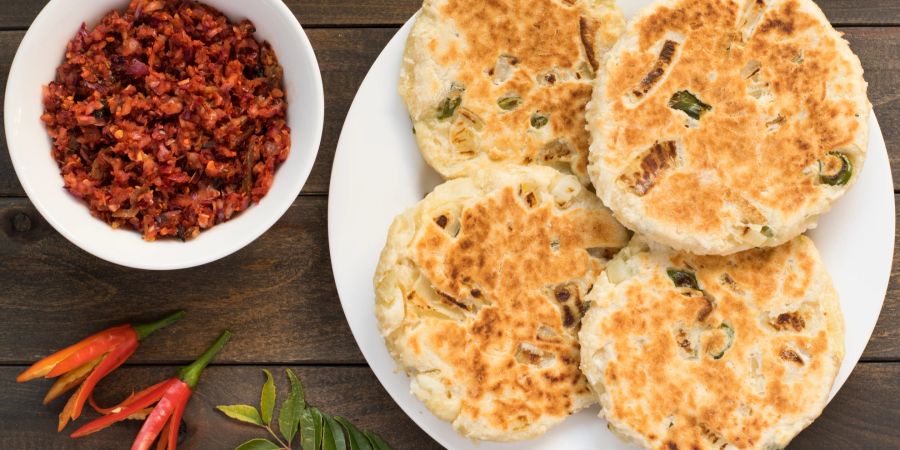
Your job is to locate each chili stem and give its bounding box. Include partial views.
[132,310,186,341]
[178,330,231,389]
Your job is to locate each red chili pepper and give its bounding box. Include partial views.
[89,379,170,415]
[70,379,176,437]
[17,311,185,431]
[72,330,231,450]
[131,380,192,450]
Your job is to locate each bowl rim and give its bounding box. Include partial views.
[3,0,324,270]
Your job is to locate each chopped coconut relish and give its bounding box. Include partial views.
[41,0,290,240]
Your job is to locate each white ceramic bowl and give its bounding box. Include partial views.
[4,0,323,270]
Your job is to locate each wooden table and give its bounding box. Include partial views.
[0,1,898,448]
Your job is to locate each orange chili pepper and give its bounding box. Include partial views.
[72,330,231,450]
[17,311,185,431]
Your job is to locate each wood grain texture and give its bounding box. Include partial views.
[1,194,898,363]
[0,31,19,197]
[0,196,366,365]
[1,363,898,449]
[847,27,900,193]
[0,0,897,28]
[0,27,898,196]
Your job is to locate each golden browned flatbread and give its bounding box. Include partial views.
[401,0,624,184]
[587,0,870,255]
[580,235,845,449]
[374,165,629,441]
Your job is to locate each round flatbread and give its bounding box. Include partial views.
[400,0,624,185]
[587,0,870,255]
[374,165,629,441]
[579,235,844,450]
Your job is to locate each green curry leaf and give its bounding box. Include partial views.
[219,370,393,450]
[217,405,263,426]
[260,369,276,426]
[235,438,280,450]
[279,369,306,444]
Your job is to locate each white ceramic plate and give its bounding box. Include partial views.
[4,0,323,270]
[329,6,894,449]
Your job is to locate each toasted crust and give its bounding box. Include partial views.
[580,235,845,450]
[400,0,624,184]
[587,0,870,255]
[374,165,629,441]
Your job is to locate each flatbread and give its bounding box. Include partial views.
[580,235,845,449]
[374,165,629,440]
[401,0,624,184]
[587,0,870,255]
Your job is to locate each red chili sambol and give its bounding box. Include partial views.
[41,0,290,240]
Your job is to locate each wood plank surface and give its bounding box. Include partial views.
[2,194,899,363]
[0,27,898,197]
[0,0,897,28]
[0,196,365,365]
[2,363,898,449]
[0,30,22,197]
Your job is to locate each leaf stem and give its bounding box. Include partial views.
[265,425,290,449]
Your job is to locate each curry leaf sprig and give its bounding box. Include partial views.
[217,369,392,450]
